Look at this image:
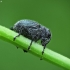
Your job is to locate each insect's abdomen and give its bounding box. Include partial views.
[25,27,41,41]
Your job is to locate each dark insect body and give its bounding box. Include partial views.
[10,19,52,60]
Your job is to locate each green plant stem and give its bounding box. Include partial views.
[0,25,70,69]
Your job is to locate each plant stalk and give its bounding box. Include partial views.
[0,25,70,69]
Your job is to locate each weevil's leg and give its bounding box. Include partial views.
[27,36,38,51]
[42,46,46,55]
[13,26,23,41]
[10,26,21,41]
[40,45,46,60]
[28,40,33,50]
[23,49,28,53]
[27,29,40,51]
[13,33,21,41]
[10,27,19,49]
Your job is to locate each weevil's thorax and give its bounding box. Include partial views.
[12,19,51,43]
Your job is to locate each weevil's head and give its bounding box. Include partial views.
[41,28,52,46]
[46,29,52,40]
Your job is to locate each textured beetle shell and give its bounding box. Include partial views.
[13,19,51,46]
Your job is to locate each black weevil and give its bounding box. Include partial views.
[10,19,52,60]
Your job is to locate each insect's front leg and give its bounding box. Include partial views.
[40,38,48,60]
[40,45,46,60]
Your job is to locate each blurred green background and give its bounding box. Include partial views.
[0,0,70,70]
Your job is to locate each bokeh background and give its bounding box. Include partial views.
[0,0,70,70]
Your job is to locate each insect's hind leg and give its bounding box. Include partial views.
[10,26,21,41]
[10,27,20,48]
[12,26,23,41]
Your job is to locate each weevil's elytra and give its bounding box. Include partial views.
[10,19,52,60]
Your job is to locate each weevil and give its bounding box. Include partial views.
[10,19,52,60]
